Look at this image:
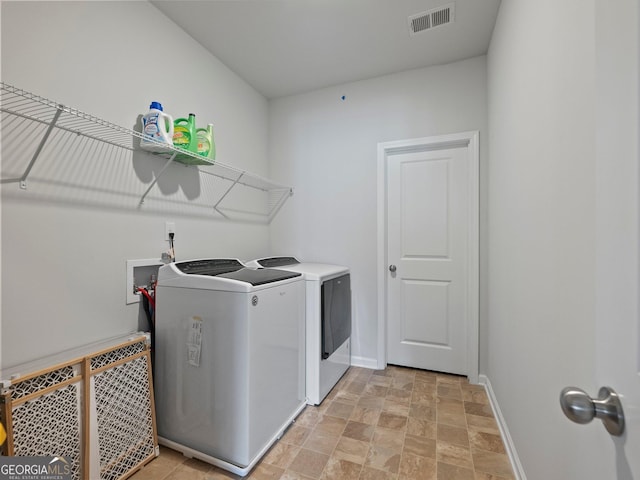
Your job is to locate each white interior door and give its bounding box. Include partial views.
[379,134,478,379]
[570,0,640,475]
[554,1,639,477]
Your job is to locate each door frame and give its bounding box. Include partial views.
[376,131,480,383]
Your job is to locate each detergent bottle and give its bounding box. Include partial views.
[140,102,173,152]
[172,114,198,156]
[196,124,216,161]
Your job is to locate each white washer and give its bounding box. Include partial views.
[154,258,306,477]
[246,257,351,405]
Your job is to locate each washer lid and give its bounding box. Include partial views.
[174,258,244,276]
[173,258,301,286]
[252,256,300,268]
[218,268,300,286]
[244,257,349,281]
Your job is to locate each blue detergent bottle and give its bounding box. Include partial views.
[140,101,174,152]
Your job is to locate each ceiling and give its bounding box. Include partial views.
[152,0,501,99]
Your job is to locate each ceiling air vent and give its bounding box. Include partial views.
[408,2,455,36]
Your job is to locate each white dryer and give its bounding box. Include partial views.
[154,258,306,476]
[246,256,351,405]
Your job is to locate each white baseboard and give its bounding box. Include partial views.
[350,355,379,370]
[479,374,527,480]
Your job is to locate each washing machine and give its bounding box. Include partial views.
[154,258,306,477]
[246,256,351,405]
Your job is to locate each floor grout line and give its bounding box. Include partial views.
[134,366,515,480]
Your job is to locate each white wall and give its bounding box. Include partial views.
[1,2,271,367]
[268,57,488,365]
[487,1,600,478]
[0,3,3,372]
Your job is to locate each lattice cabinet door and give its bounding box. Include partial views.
[89,339,158,480]
[1,361,85,480]
[1,333,158,480]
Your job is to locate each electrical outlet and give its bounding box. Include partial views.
[165,221,175,241]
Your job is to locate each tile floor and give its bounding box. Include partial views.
[130,366,515,480]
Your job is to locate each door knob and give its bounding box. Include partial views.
[389,265,397,273]
[559,386,625,436]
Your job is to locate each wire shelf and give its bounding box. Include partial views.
[0,81,293,220]
[1,82,138,150]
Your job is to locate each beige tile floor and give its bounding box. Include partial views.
[131,366,515,480]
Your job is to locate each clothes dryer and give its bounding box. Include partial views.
[154,258,305,476]
[246,256,351,405]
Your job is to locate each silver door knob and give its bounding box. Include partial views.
[559,386,625,436]
[389,265,397,273]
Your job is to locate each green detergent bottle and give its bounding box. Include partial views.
[172,114,198,159]
[196,124,216,161]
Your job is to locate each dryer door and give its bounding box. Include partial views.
[321,274,351,359]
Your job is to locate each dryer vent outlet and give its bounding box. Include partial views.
[408,2,455,36]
